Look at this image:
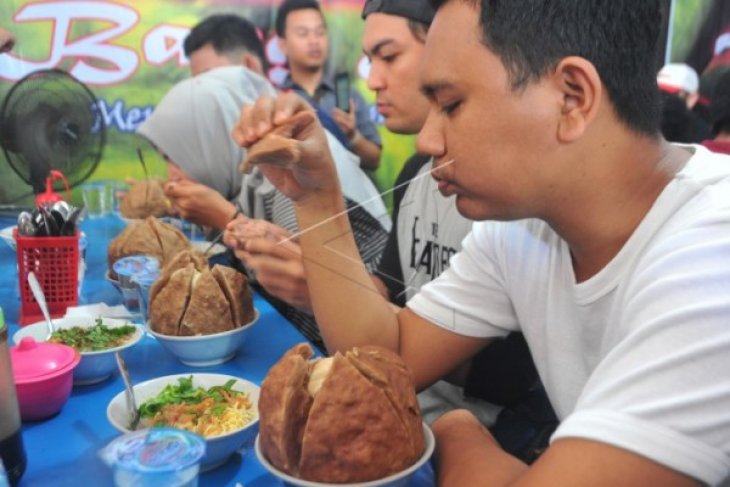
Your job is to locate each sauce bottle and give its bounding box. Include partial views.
[0,308,26,486]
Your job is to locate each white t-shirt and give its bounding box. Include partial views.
[408,145,730,485]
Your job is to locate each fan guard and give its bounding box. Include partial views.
[0,68,104,194]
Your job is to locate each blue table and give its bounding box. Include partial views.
[0,214,435,487]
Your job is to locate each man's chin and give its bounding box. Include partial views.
[384,117,421,136]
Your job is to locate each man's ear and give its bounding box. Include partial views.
[553,56,602,143]
[241,53,264,76]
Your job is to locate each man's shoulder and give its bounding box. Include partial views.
[677,144,730,186]
[396,154,431,184]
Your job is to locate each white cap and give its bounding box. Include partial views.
[657,63,699,95]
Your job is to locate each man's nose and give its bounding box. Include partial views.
[415,110,445,158]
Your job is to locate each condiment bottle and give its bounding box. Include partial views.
[0,308,26,486]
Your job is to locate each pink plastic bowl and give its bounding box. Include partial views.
[10,337,80,421]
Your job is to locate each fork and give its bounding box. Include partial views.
[115,351,140,430]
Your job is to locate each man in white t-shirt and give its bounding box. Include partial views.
[232,0,730,484]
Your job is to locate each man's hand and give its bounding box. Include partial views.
[225,217,313,312]
[331,99,357,141]
[164,180,234,230]
[231,93,341,204]
[331,99,381,170]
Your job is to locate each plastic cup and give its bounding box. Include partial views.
[112,256,160,322]
[132,273,157,324]
[107,180,130,215]
[100,428,205,487]
[80,182,113,218]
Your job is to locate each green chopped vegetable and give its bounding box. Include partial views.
[139,376,244,418]
[49,318,136,352]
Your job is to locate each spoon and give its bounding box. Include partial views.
[115,352,140,430]
[17,211,37,236]
[51,200,72,220]
[27,272,56,340]
[61,207,83,236]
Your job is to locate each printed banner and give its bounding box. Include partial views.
[0,0,414,207]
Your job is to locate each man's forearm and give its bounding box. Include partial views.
[294,189,399,354]
[433,410,528,487]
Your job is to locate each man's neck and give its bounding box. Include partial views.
[715,131,730,142]
[289,65,323,97]
[544,128,689,283]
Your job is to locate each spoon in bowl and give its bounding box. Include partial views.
[27,272,56,340]
[115,351,140,430]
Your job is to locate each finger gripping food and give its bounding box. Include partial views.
[259,343,425,483]
[239,112,314,173]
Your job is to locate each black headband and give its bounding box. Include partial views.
[362,0,436,25]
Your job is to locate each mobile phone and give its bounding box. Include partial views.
[334,72,351,113]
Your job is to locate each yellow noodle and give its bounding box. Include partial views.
[144,392,255,437]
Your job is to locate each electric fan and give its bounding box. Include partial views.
[0,68,105,205]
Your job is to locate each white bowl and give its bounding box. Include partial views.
[13,317,144,386]
[146,309,259,367]
[107,373,260,471]
[255,422,435,487]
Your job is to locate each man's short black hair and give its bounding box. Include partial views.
[184,14,267,71]
[430,0,664,136]
[275,0,323,38]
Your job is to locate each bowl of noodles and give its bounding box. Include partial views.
[106,373,260,471]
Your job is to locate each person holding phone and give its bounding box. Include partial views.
[275,0,383,170]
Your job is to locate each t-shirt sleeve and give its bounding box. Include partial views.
[553,213,730,485]
[407,222,518,338]
[351,90,381,147]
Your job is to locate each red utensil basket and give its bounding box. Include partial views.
[13,228,79,325]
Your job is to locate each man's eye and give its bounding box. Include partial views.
[441,101,461,115]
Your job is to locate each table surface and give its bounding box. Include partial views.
[0,214,435,487]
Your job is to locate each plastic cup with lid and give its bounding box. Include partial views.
[132,272,158,324]
[100,427,206,487]
[112,256,160,320]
